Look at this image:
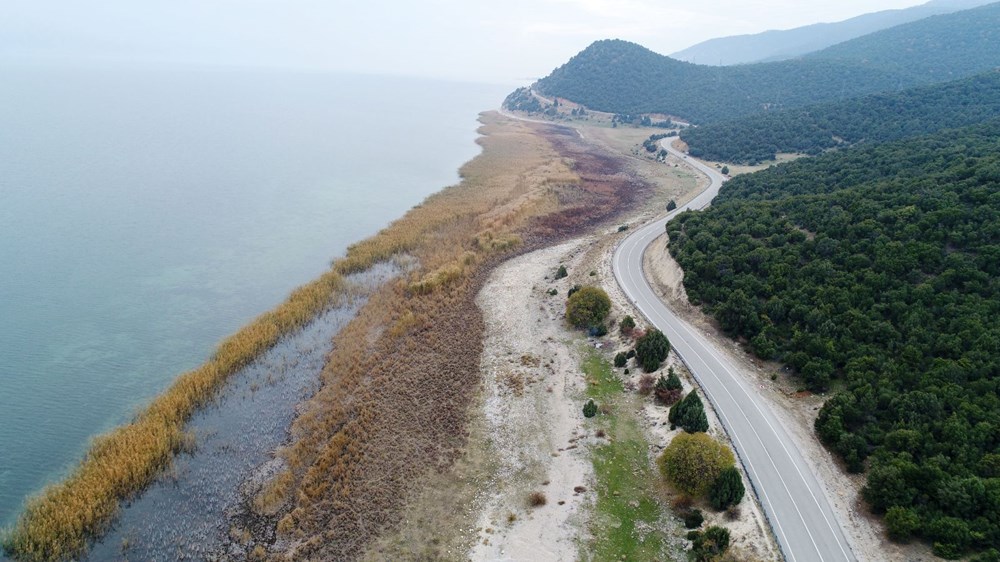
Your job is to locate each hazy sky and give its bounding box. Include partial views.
[3,0,936,84]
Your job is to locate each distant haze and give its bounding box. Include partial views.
[2,0,951,84]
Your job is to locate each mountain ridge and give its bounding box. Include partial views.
[670,0,995,66]
[526,2,1000,123]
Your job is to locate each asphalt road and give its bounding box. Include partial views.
[612,142,857,562]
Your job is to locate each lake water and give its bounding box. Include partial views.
[0,63,511,528]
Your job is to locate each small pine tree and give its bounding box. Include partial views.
[620,315,636,335]
[721,166,730,175]
[583,399,598,418]
[690,526,731,561]
[683,509,704,529]
[655,372,682,405]
[555,265,568,279]
[709,467,745,510]
[671,391,709,433]
[614,352,628,368]
[636,329,670,372]
[667,199,677,211]
[665,367,682,390]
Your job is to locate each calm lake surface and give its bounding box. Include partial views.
[0,63,510,527]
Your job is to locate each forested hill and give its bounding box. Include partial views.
[680,70,1000,164]
[670,0,993,66]
[530,3,1000,124]
[667,122,1000,558]
[808,1,1000,82]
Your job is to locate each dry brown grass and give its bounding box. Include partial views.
[528,491,548,507]
[266,114,649,560]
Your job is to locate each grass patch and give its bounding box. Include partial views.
[582,350,672,561]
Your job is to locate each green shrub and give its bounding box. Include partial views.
[655,367,684,404]
[565,286,611,329]
[614,352,628,368]
[683,509,704,529]
[667,199,677,211]
[670,391,709,433]
[583,399,598,418]
[554,265,568,279]
[690,526,730,561]
[709,466,745,510]
[619,315,636,335]
[659,432,735,496]
[885,506,920,542]
[626,349,635,359]
[635,329,670,372]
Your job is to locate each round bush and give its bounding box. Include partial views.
[659,432,735,496]
[565,286,611,329]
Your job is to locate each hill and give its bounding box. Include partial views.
[667,122,1000,558]
[528,3,1000,124]
[670,0,994,66]
[680,69,1000,163]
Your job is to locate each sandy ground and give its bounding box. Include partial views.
[643,233,936,561]
[469,240,596,561]
[466,208,780,561]
[460,120,782,561]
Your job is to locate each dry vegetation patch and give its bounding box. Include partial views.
[261,113,651,560]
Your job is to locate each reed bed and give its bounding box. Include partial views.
[2,270,346,562]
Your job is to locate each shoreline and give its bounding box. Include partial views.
[6,108,741,562]
[0,103,500,562]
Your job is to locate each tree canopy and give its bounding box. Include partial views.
[681,70,1000,163]
[668,120,1000,557]
[635,328,670,372]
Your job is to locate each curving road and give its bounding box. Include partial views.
[613,142,856,562]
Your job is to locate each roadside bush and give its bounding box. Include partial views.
[690,526,730,561]
[709,466,745,510]
[885,506,920,542]
[565,286,611,329]
[683,509,704,529]
[614,352,627,368]
[555,265,568,279]
[635,329,670,372]
[659,432,735,496]
[583,400,598,418]
[620,315,636,335]
[667,199,677,211]
[655,368,683,405]
[669,391,709,433]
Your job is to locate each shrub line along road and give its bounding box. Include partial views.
[612,141,857,562]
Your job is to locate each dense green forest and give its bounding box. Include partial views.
[529,3,1000,124]
[680,70,1000,163]
[666,122,1000,558]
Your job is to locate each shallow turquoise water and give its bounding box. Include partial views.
[0,63,510,527]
